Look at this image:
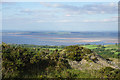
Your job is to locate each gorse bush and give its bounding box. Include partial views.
[2,43,71,78]
[99,67,120,78]
[64,45,92,61]
[1,43,120,79]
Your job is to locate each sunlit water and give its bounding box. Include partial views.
[2,31,118,46]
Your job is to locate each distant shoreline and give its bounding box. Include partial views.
[2,31,118,46]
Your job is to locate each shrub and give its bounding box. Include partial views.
[64,45,92,61]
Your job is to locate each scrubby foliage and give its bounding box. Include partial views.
[64,45,92,61]
[2,43,71,78]
[99,67,120,78]
[1,43,120,79]
[82,44,120,59]
[93,47,120,59]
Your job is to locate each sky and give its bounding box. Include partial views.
[2,2,118,32]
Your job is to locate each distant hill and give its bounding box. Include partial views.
[3,31,118,38]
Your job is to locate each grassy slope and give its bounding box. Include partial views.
[82,45,98,49]
[42,48,62,51]
[82,44,118,50]
[82,44,119,55]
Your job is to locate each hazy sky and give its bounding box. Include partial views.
[2,2,118,31]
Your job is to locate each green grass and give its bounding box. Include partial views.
[104,45,118,50]
[59,69,96,78]
[82,44,118,50]
[42,48,62,51]
[82,45,98,49]
[114,52,120,54]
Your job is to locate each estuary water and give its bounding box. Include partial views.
[2,31,118,46]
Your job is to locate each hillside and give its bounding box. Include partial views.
[61,45,119,70]
[1,43,120,79]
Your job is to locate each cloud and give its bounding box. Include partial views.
[2,2,17,10]
[36,17,117,23]
[20,8,60,16]
[40,2,118,14]
[57,20,72,22]
[83,18,117,23]
[1,2,16,5]
[82,3,117,14]
[36,19,72,23]
[20,9,34,13]
[40,2,62,7]
[36,20,46,23]
[65,14,71,17]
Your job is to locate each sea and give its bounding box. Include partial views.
[1,31,118,46]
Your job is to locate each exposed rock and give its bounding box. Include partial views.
[67,53,120,70]
[61,45,120,70]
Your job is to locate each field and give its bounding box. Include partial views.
[82,45,98,49]
[82,44,118,50]
[42,48,62,51]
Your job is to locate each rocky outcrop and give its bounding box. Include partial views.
[67,53,120,70]
[61,45,120,70]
